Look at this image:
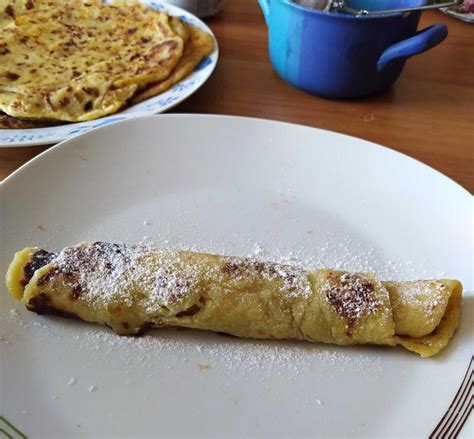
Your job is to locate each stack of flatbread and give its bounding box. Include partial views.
[0,0,214,128]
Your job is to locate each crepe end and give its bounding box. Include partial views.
[6,247,56,301]
[395,280,463,357]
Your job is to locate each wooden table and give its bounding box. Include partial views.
[1,1,473,192]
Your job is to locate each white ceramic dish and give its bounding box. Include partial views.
[0,1,218,148]
[1,115,472,438]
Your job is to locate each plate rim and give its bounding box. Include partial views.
[0,1,219,148]
[2,114,472,200]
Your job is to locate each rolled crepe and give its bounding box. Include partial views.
[6,242,462,357]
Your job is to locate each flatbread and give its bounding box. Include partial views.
[0,0,184,122]
[0,111,63,128]
[169,15,190,44]
[132,23,213,104]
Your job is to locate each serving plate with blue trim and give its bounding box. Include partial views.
[0,1,218,148]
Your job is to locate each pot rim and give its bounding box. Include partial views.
[281,0,416,19]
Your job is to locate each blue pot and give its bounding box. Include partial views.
[258,0,448,98]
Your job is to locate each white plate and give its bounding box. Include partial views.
[0,2,218,148]
[1,115,472,438]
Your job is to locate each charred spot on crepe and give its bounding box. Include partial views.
[22,249,56,287]
[154,270,192,305]
[175,297,207,318]
[36,266,62,286]
[222,260,243,276]
[70,284,83,301]
[34,243,129,286]
[325,272,380,331]
[28,292,79,320]
[222,258,301,292]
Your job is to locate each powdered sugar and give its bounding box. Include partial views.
[146,262,198,311]
[242,238,428,281]
[221,256,312,299]
[325,273,382,328]
[391,280,451,325]
[4,305,382,386]
[52,243,151,308]
[44,242,314,318]
[65,325,383,380]
[49,243,204,310]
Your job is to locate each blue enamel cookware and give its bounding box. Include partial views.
[258,0,448,98]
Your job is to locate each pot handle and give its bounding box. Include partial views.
[377,23,448,72]
[258,0,270,26]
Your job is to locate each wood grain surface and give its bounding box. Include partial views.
[1,1,473,192]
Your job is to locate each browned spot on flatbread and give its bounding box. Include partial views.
[60,97,70,107]
[145,40,178,63]
[4,72,19,81]
[0,44,10,55]
[4,4,14,18]
[28,293,79,319]
[73,91,83,102]
[45,94,55,110]
[157,20,170,37]
[83,87,99,97]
